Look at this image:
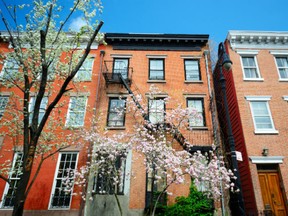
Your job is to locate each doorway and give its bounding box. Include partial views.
[258,164,287,216]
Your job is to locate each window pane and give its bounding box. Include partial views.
[185,60,200,81]
[0,96,9,119]
[251,101,274,130]
[242,57,260,79]
[187,99,204,127]
[113,59,129,79]
[1,153,23,208]
[66,97,87,127]
[50,153,78,209]
[149,60,164,80]
[29,97,48,124]
[276,57,288,79]
[149,99,165,124]
[74,58,93,81]
[107,98,126,127]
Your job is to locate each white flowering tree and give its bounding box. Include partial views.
[0,0,103,215]
[71,86,235,216]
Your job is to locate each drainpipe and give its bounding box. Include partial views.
[204,50,212,98]
[93,50,105,119]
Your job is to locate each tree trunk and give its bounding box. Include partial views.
[12,145,36,216]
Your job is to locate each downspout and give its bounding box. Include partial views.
[204,50,212,98]
[94,50,105,119]
[204,50,225,216]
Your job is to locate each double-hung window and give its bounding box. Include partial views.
[29,96,48,124]
[187,98,205,127]
[1,152,23,208]
[184,59,201,81]
[94,155,126,195]
[246,96,278,134]
[49,152,78,209]
[74,57,94,81]
[149,59,164,80]
[275,57,288,80]
[113,58,129,79]
[66,96,87,127]
[241,56,262,80]
[0,96,9,119]
[0,59,19,81]
[148,98,165,124]
[107,98,126,127]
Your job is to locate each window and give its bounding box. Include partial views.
[0,96,9,119]
[94,155,126,195]
[184,59,201,81]
[148,99,165,124]
[187,98,205,127]
[74,58,94,81]
[29,96,48,124]
[113,58,129,79]
[149,59,164,80]
[50,152,78,209]
[241,56,261,79]
[0,59,19,81]
[66,96,87,127]
[275,57,288,80]
[1,152,23,208]
[246,96,278,133]
[107,98,126,127]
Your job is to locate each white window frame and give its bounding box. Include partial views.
[274,56,288,81]
[187,98,205,127]
[65,96,88,127]
[0,152,23,209]
[148,98,165,124]
[74,57,94,81]
[0,59,20,81]
[240,55,263,81]
[29,96,48,125]
[0,95,9,119]
[184,59,201,81]
[49,152,79,209]
[245,96,278,134]
[107,97,126,127]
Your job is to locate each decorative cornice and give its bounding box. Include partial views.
[227,31,288,50]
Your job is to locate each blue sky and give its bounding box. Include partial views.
[1,0,287,43]
[99,0,288,43]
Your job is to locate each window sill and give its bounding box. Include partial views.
[279,79,288,82]
[243,78,264,82]
[64,125,84,130]
[188,126,208,130]
[184,80,203,84]
[48,207,70,210]
[147,80,166,83]
[106,126,126,130]
[254,130,279,135]
[73,80,92,82]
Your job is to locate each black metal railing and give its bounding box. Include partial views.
[50,194,71,208]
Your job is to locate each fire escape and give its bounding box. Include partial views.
[102,60,191,149]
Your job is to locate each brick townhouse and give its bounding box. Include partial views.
[0,32,104,215]
[85,33,217,215]
[214,31,288,216]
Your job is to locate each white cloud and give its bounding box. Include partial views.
[69,17,87,31]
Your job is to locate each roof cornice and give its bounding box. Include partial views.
[105,33,209,43]
[227,30,288,50]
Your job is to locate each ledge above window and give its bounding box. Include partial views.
[254,129,279,135]
[188,126,208,130]
[147,80,166,83]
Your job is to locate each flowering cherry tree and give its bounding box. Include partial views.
[71,86,235,216]
[0,1,103,215]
